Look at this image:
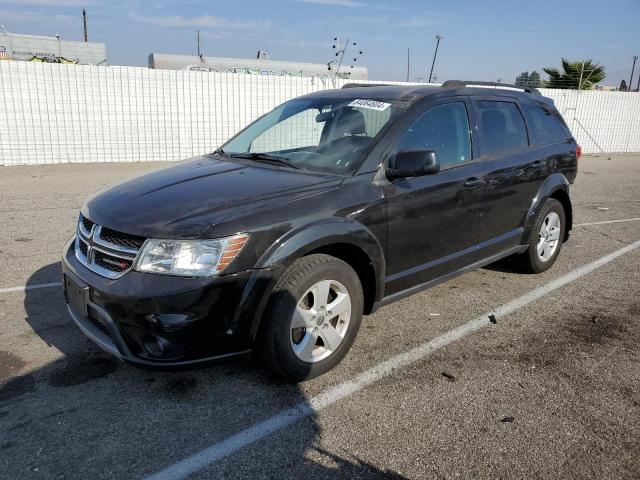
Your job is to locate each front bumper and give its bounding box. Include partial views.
[62,237,276,369]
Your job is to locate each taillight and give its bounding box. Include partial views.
[576,145,582,159]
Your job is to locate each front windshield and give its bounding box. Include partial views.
[220,97,405,174]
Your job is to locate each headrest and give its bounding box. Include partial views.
[336,109,366,136]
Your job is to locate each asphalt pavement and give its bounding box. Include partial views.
[0,154,639,479]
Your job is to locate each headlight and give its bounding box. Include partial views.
[135,234,249,277]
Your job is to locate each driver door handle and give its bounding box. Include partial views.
[464,177,484,188]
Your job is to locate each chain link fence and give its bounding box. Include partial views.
[1,62,639,166]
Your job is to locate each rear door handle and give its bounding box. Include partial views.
[531,160,545,169]
[464,177,484,188]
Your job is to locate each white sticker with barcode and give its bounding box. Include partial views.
[348,99,391,111]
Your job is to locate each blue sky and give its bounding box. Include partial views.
[1,0,639,85]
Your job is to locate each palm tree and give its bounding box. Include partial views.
[543,59,606,90]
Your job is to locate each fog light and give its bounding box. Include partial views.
[142,335,171,358]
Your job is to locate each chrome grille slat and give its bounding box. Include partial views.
[93,226,140,255]
[75,216,145,279]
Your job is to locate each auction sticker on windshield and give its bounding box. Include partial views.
[348,99,391,111]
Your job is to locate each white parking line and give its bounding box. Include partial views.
[0,282,62,294]
[144,239,640,480]
[574,217,640,227]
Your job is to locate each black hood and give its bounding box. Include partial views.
[82,156,342,238]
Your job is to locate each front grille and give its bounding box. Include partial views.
[76,219,144,279]
[99,227,146,250]
[94,250,133,272]
[78,239,88,257]
[81,216,94,233]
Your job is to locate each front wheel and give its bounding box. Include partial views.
[259,254,363,381]
[517,198,566,273]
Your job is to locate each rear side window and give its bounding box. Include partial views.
[397,102,472,167]
[477,100,528,156]
[522,102,569,145]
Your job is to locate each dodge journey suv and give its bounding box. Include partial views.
[62,81,579,380]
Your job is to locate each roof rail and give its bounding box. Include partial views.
[340,83,393,89]
[441,80,541,96]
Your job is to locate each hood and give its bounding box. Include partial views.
[82,156,343,238]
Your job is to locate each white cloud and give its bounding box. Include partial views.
[398,16,437,27]
[0,8,74,25]
[298,0,365,7]
[0,0,90,5]
[127,12,271,30]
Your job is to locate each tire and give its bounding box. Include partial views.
[517,198,566,273]
[259,254,364,382]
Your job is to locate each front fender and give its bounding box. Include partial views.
[257,217,384,271]
[233,218,386,342]
[523,173,572,242]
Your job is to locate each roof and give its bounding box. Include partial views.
[299,85,441,103]
[299,82,551,105]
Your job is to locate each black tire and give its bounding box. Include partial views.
[517,198,566,273]
[259,254,364,382]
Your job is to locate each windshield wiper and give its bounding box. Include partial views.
[229,152,299,169]
[212,147,228,157]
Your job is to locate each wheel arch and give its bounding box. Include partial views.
[524,173,573,243]
[240,218,386,343]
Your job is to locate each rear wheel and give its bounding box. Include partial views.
[517,198,565,273]
[260,254,363,381]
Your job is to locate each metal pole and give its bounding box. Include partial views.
[636,67,640,92]
[82,9,88,42]
[428,35,442,84]
[406,48,410,82]
[629,56,638,92]
[335,38,348,79]
[577,61,584,90]
[197,30,200,58]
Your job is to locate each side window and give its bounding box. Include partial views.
[397,102,472,167]
[522,102,569,145]
[476,100,528,156]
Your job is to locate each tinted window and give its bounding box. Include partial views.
[397,102,471,166]
[477,100,528,156]
[522,102,569,145]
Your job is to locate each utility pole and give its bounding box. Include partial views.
[630,56,638,92]
[636,67,640,92]
[197,30,201,58]
[406,48,410,82]
[82,9,88,42]
[428,35,442,84]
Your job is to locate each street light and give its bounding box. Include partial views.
[629,55,638,92]
[428,35,443,84]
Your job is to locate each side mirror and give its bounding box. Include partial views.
[386,150,440,179]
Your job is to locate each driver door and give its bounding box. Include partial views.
[383,98,486,296]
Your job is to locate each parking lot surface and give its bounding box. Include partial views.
[1,154,639,480]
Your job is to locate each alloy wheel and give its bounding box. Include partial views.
[290,279,352,363]
[537,211,561,262]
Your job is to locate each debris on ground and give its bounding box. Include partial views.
[441,372,456,382]
[489,314,497,324]
[500,416,515,423]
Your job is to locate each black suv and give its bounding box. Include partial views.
[62,81,579,380]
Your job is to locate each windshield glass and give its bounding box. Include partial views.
[220,97,405,174]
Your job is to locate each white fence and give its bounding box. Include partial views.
[1,62,639,166]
